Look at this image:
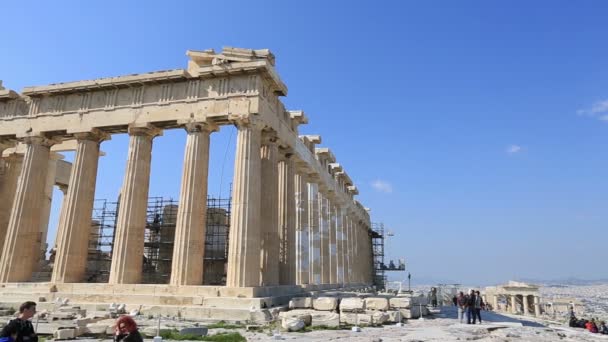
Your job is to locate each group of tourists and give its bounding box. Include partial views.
[1,301,143,342]
[453,290,485,324]
[568,308,608,335]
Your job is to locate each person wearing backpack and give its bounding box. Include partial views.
[0,301,38,342]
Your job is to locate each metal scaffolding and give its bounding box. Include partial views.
[371,222,386,289]
[86,195,231,285]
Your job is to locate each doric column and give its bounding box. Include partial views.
[308,181,321,284]
[342,209,351,284]
[169,122,215,286]
[109,125,161,284]
[226,119,263,287]
[52,130,109,283]
[0,153,23,258]
[335,204,345,285]
[328,196,338,284]
[294,171,310,285]
[318,188,330,284]
[0,136,57,282]
[522,295,529,315]
[493,295,499,312]
[533,296,541,317]
[38,153,63,266]
[511,295,518,314]
[259,132,279,286]
[278,150,296,285]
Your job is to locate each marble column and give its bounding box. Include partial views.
[109,125,161,284]
[278,151,296,285]
[226,120,262,287]
[522,295,529,315]
[0,153,23,258]
[308,181,321,284]
[511,295,518,314]
[335,205,345,284]
[0,136,56,282]
[328,197,338,284]
[343,210,350,284]
[534,296,541,317]
[52,130,109,283]
[169,122,214,286]
[38,153,63,266]
[319,189,330,284]
[493,295,499,312]
[259,133,279,286]
[294,171,310,285]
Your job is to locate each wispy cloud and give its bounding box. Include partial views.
[371,180,393,193]
[506,145,522,155]
[577,99,608,122]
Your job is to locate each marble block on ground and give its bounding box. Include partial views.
[365,297,389,311]
[313,297,338,311]
[339,297,365,312]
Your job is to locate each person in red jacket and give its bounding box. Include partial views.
[586,319,598,333]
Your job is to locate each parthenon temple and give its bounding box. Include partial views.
[0,47,373,319]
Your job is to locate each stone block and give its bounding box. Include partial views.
[179,327,208,336]
[281,317,305,332]
[50,312,75,320]
[387,310,403,323]
[369,311,389,325]
[389,297,412,309]
[54,328,75,340]
[313,297,338,311]
[340,312,372,326]
[74,318,93,327]
[365,297,389,311]
[339,297,365,313]
[278,310,312,326]
[310,312,340,328]
[86,323,111,335]
[142,327,172,337]
[289,297,312,309]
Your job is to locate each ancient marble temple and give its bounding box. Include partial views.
[0,48,373,301]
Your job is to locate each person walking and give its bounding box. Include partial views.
[466,290,476,324]
[0,301,38,342]
[452,295,458,307]
[474,290,484,324]
[457,291,466,323]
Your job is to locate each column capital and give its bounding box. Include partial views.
[127,124,163,138]
[73,128,111,143]
[22,135,60,147]
[180,120,219,134]
[261,129,278,145]
[229,114,264,130]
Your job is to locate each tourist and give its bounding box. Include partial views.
[585,318,598,333]
[430,287,438,308]
[0,301,38,342]
[598,321,608,334]
[466,290,477,324]
[457,291,466,323]
[452,295,458,307]
[114,316,143,342]
[474,290,483,324]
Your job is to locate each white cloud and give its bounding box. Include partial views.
[577,100,608,122]
[506,145,522,155]
[371,180,393,193]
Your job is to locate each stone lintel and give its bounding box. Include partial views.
[289,110,308,126]
[347,185,359,195]
[329,163,343,174]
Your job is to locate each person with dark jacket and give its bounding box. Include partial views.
[0,301,38,342]
[466,290,477,324]
[114,316,143,342]
[457,292,466,323]
[474,291,484,324]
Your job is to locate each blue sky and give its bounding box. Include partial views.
[2,1,607,285]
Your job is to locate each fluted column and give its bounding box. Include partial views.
[319,189,330,284]
[308,181,321,284]
[260,132,279,286]
[342,209,350,284]
[168,122,215,285]
[278,151,296,285]
[0,153,23,258]
[533,296,541,317]
[109,125,161,284]
[522,295,529,315]
[52,130,109,283]
[226,119,262,287]
[335,204,345,285]
[294,171,310,285]
[511,295,518,314]
[347,213,355,283]
[0,136,57,282]
[38,154,62,266]
[328,197,338,284]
